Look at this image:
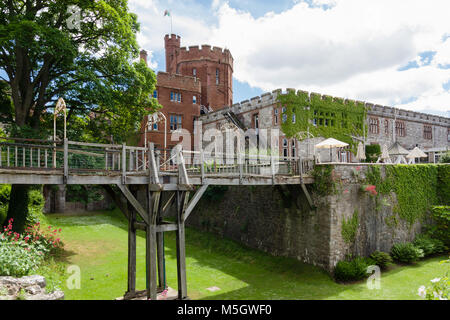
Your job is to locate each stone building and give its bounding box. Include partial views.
[142,35,449,161]
[140,34,234,152]
[198,89,450,162]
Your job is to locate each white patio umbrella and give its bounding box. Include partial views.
[406,147,427,164]
[377,144,391,163]
[355,142,366,162]
[389,142,409,164]
[315,138,349,162]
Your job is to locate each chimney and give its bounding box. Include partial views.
[140,49,148,65]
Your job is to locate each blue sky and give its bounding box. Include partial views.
[130,0,450,117]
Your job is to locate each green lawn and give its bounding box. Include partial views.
[43,209,448,300]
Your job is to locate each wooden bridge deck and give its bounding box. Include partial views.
[0,137,315,301]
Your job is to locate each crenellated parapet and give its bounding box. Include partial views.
[199,88,450,127]
[177,45,233,67]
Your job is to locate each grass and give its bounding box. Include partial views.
[40,209,448,300]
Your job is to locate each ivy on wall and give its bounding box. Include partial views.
[366,165,440,225]
[278,91,367,152]
[341,209,359,244]
[311,165,336,196]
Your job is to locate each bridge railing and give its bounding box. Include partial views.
[175,150,314,178]
[0,137,315,181]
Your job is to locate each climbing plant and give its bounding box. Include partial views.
[311,165,336,196]
[278,91,367,152]
[365,165,439,225]
[341,209,359,244]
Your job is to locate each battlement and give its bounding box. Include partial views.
[164,34,181,41]
[177,44,233,65]
[157,71,201,92]
[199,88,450,126]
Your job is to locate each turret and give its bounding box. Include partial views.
[164,34,181,73]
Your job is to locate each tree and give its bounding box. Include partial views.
[0,0,159,232]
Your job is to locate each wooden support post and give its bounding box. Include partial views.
[63,139,68,184]
[156,195,165,290]
[200,149,205,183]
[176,191,189,300]
[121,143,126,184]
[127,200,137,294]
[146,189,160,300]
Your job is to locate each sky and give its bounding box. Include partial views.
[129,0,450,117]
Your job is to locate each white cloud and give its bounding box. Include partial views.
[129,0,450,114]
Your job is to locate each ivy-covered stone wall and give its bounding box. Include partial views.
[187,164,448,272]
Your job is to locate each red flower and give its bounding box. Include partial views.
[365,185,376,192]
[356,166,362,171]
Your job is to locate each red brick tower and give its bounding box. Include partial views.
[164,34,233,110]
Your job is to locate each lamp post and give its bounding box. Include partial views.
[53,98,67,168]
[144,111,167,151]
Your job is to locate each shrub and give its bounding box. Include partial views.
[414,235,447,256]
[0,241,44,277]
[426,206,450,246]
[370,251,393,269]
[414,236,437,256]
[334,257,374,282]
[390,242,424,263]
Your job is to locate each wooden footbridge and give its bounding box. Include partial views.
[0,137,315,300]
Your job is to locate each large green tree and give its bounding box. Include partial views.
[0,0,159,232]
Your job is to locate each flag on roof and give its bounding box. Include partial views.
[164,10,170,17]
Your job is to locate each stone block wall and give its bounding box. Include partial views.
[186,165,424,272]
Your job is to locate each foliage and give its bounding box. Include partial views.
[418,258,449,300]
[413,234,446,257]
[0,0,159,138]
[437,165,450,205]
[365,144,381,163]
[278,91,367,152]
[66,185,104,204]
[425,206,450,246]
[365,165,439,225]
[369,251,393,270]
[312,165,336,196]
[334,256,374,282]
[341,210,359,244]
[390,242,424,264]
[203,185,228,202]
[0,218,64,277]
[0,240,44,277]
[439,152,450,164]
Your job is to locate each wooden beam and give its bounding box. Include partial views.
[146,189,160,300]
[127,202,137,294]
[176,191,189,299]
[181,184,208,222]
[300,183,314,209]
[116,184,149,225]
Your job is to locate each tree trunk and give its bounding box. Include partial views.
[5,184,30,233]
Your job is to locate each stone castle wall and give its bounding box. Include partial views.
[186,165,423,272]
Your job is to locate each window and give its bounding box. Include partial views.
[448,128,450,142]
[170,115,182,131]
[254,114,259,129]
[283,138,288,158]
[193,95,197,104]
[193,68,197,76]
[282,107,287,123]
[423,125,432,140]
[152,123,158,131]
[291,140,296,157]
[170,92,182,103]
[369,117,379,134]
[216,69,219,85]
[384,119,389,135]
[274,108,278,124]
[395,121,406,137]
[153,90,158,99]
[292,114,296,124]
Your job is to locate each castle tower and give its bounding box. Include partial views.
[164,34,181,73]
[164,34,233,110]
